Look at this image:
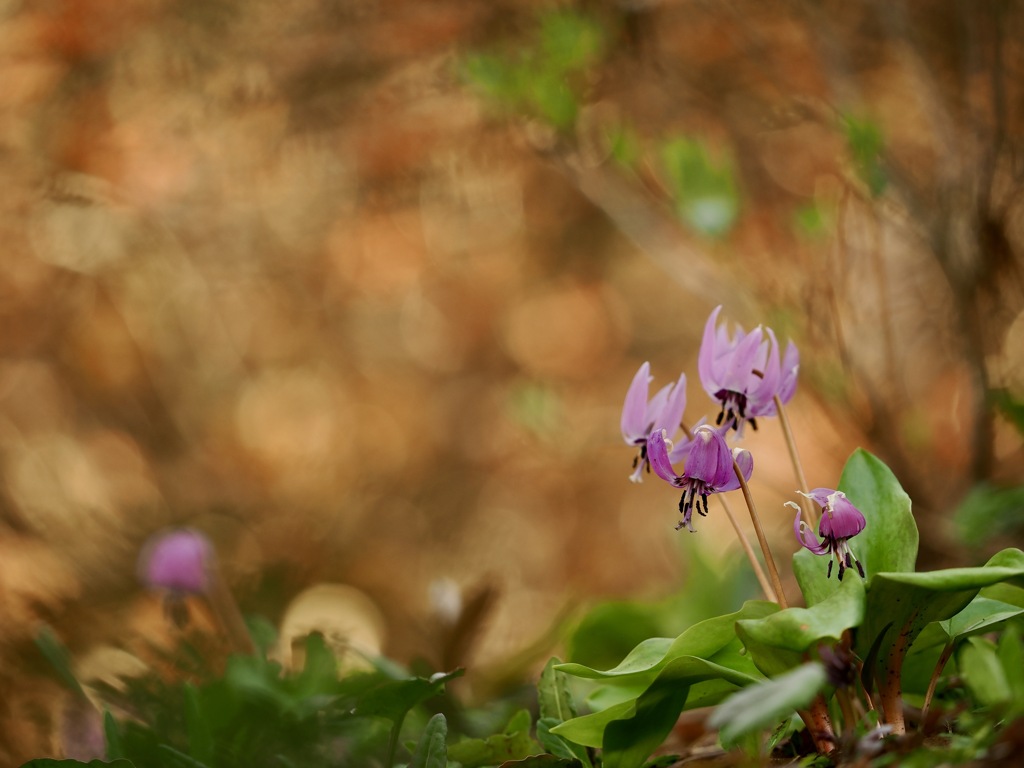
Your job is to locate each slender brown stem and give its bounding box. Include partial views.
[732,459,789,609]
[717,494,776,602]
[798,699,836,755]
[921,641,955,726]
[774,394,816,530]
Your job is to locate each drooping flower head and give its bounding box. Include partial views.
[138,528,213,595]
[621,362,692,483]
[790,489,866,581]
[698,306,799,435]
[647,425,753,532]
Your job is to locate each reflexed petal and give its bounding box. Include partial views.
[647,429,682,486]
[621,362,652,442]
[698,306,724,391]
[652,372,687,436]
[799,488,836,509]
[792,507,830,555]
[717,447,753,491]
[645,383,672,431]
[777,341,799,404]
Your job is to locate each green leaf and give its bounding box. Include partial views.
[551,656,760,750]
[410,713,448,768]
[959,637,1011,707]
[953,481,1024,548]
[538,657,578,722]
[998,623,1024,708]
[736,575,865,676]
[355,669,463,723]
[34,626,86,697]
[183,683,214,766]
[659,138,739,237]
[842,114,887,196]
[102,711,124,761]
[292,632,339,698]
[447,709,539,768]
[856,548,1024,685]
[557,600,776,689]
[708,663,828,747]
[537,659,592,767]
[794,449,917,607]
[910,596,1024,655]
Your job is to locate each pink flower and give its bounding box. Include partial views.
[790,489,866,580]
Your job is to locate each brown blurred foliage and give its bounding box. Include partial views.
[0,0,1022,760]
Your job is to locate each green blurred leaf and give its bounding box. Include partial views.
[447,709,539,768]
[998,623,1024,708]
[708,663,828,748]
[34,626,86,697]
[103,711,125,761]
[355,669,463,723]
[842,114,887,196]
[539,10,604,72]
[953,482,1024,548]
[959,637,1011,708]
[537,658,592,766]
[910,596,1024,656]
[183,683,214,766]
[736,575,865,676]
[794,449,917,607]
[660,138,739,237]
[410,713,448,768]
[992,388,1024,437]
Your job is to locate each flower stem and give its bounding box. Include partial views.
[920,640,955,726]
[732,459,788,609]
[773,394,816,530]
[717,494,777,603]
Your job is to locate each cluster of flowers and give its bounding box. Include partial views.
[621,306,866,580]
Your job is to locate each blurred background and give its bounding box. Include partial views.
[1,0,1023,759]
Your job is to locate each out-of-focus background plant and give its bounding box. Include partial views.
[1,1,1022,762]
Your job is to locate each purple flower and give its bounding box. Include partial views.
[698,306,799,434]
[647,425,753,532]
[138,528,213,594]
[790,489,866,580]
[621,362,691,483]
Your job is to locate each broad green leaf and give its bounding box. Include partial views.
[708,663,828,747]
[602,682,689,768]
[447,709,538,768]
[736,575,865,676]
[557,600,776,688]
[959,637,1011,707]
[551,656,760,749]
[909,597,1024,655]
[410,713,448,768]
[794,449,917,606]
[292,632,339,698]
[856,549,1024,684]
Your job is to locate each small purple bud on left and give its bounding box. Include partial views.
[139,528,213,595]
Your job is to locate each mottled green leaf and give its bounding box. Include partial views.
[447,709,538,768]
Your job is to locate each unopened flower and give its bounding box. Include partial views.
[647,425,753,532]
[138,528,212,595]
[790,489,866,580]
[698,306,799,434]
[621,362,691,483]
